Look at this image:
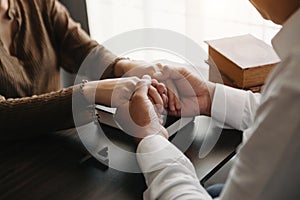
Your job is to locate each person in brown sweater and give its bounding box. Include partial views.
[0,0,168,139]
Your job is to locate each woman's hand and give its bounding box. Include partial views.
[83,77,139,107]
[154,65,216,116]
[82,77,167,109]
[114,60,163,78]
[115,75,168,143]
[115,60,181,112]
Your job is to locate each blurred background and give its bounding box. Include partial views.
[87,0,281,52]
[61,0,281,85]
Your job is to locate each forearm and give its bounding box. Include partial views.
[82,80,115,107]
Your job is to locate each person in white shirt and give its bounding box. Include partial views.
[116,0,300,199]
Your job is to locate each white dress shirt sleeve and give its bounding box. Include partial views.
[219,55,300,200]
[211,84,261,131]
[137,9,300,199]
[137,135,213,200]
[137,56,300,200]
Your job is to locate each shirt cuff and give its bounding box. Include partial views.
[136,135,190,173]
[211,84,248,130]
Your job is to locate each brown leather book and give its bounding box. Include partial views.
[206,34,280,88]
[208,61,262,92]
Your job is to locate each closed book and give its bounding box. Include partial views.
[208,60,262,92]
[206,34,280,88]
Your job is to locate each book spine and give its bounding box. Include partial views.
[243,63,277,87]
[208,47,244,87]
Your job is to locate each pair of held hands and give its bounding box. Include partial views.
[111,62,216,143]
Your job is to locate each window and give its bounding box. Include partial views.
[86,0,281,61]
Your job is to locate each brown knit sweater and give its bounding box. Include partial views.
[0,0,117,139]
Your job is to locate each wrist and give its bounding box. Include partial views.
[206,82,216,116]
[82,80,115,106]
[114,58,131,77]
[135,127,168,144]
[81,81,98,103]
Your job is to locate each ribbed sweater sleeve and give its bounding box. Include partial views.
[49,0,117,77]
[0,0,118,140]
[0,85,92,140]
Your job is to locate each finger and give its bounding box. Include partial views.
[142,74,152,82]
[151,79,159,86]
[167,89,176,111]
[151,79,160,91]
[167,79,181,111]
[170,92,181,111]
[156,63,163,68]
[165,79,179,111]
[134,75,151,94]
[161,93,168,108]
[148,86,164,113]
[156,82,167,95]
[175,98,181,110]
[151,79,167,106]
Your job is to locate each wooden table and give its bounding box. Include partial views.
[0,116,241,200]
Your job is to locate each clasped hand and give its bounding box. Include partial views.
[115,60,215,116]
[115,75,168,143]
[112,65,216,143]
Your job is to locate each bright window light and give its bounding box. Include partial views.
[86,0,281,60]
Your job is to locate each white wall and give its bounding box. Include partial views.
[86,0,281,61]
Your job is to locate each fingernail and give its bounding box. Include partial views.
[142,75,151,80]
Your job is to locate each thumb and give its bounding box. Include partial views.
[153,65,182,81]
[153,65,170,81]
[134,75,151,97]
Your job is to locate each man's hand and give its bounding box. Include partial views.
[114,59,162,78]
[115,75,168,143]
[154,65,216,116]
[115,60,181,112]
